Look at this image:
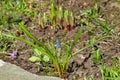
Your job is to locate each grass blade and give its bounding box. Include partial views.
[19,22,50,52]
[67,24,83,57]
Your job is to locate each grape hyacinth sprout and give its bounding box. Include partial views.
[56,38,61,57]
[57,38,61,48]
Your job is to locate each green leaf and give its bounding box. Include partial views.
[34,48,42,56]
[29,56,41,62]
[50,3,56,21]
[43,55,49,62]
[69,12,74,20]
[58,6,63,19]
[68,24,83,56]
[19,22,45,46]
[64,10,69,24]
[43,13,47,24]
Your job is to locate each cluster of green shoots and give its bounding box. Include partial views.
[3,22,109,78]
[92,49,120,80]
[0,0,39,29]
[0,0,75,32]
[99,57,120,80]
[39,2,75,32]
[80,4,114,36]
[84,50,120,80]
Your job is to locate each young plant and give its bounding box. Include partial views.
[57,5,63,29]
[50,3,56,30]
[38,13,43,29]
[91,49,103,64]
[95,19,114,34]
[100,64,119,80]
[63,10,70,32]
[82,3,99,19]
[39,13,47,29]
[29,48,49,71]
[4,22,110,78]
[69,11,75,29]
[43,13,47,27]
[113,57,120,70]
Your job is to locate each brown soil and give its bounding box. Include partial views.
[0,0,120,80]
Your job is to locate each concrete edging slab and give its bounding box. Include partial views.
[0,59,64,80]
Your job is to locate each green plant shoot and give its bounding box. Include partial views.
[57,5,63,29]
[50,3,56,30]
[69,11,75,27]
